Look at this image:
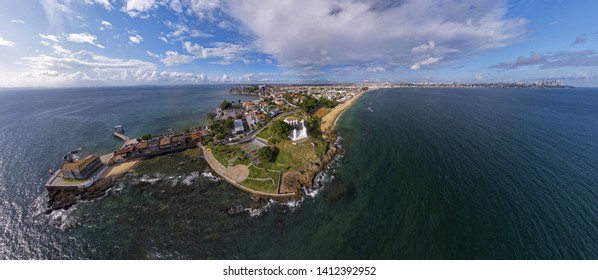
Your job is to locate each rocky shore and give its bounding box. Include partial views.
[278,131,340,195]
[45,173,125,213]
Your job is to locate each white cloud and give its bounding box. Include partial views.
[473,73,485,81]
[122,0,159,17]
[100,20,112,30]
[129,35,143,44]
[65,33,104,48]
[147,51,160,58]
[10,19,25,24]
[183,41,248,64]
[40,34,61,43]
[410,56,442,70]
[158,36,169,43]
[0,36,16,47]
[163,21,213,42]
[85,0,113,10]
[366,66,386,72]
[160,51,194,66]
[412,41,435,54]
[227,0,526,74]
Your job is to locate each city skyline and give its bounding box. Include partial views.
[1,0,597,87]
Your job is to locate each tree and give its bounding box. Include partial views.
[270,120,291,139]
[220,100,232,110]
[208,119,233,141]
[184,128,191,134]
[140,134,152,140]
[257,146,279,163]
[207,112,216,120]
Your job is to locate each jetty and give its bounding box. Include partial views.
[113,131,129,142]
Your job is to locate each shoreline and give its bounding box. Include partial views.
[320,90,368,132]
[45,87,370,211]
[201,146,296,198]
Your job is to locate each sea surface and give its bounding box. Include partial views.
[0,86,596,259]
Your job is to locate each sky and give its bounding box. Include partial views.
[0,0,597,87]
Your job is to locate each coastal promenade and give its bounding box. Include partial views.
[201,146,296,197]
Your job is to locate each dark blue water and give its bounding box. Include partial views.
[0,86,596,259]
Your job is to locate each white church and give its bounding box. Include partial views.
[283,117,308,142]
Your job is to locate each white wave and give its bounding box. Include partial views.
[47,207,79,231]
[201,170,221,182]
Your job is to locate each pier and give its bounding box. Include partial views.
[113,131,129,142]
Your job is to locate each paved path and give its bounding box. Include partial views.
[201,146,296,197]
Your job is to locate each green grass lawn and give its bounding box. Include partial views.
[260,139,318,171]
[244,164,281,194]
[257,127,273,140]
[210,144,248,167]
[241,178,279,193]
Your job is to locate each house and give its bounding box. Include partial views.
[191,132,202,142]
[246,115,258,126]
[136,141,149,153]
[232,119,245,135]
[114,145,134,157]
[61,155,103,180]
[171,136,186,148]
[283,116,299,125]
[255,113,266,123]
[159,137,171,150]
[270,109,281,116]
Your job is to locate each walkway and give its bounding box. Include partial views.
[201,146,296,197]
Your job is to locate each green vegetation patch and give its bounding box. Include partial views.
[241,179,278,193]
[210,144,248,167]
[134,147,203,175]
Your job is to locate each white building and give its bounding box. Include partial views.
[288,119,308,141]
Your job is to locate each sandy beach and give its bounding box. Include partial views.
[320,90,367,132]
[103,159,142,177]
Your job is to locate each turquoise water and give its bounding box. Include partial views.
[0,86,596,259]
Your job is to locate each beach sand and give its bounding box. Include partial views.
[320,90,367,132]
[103,159,141,177]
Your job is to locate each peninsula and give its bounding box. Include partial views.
[44,84,370,211]
[201,84,369,197]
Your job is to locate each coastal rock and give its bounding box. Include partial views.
[46,174,124,213]
[279,134,341,194]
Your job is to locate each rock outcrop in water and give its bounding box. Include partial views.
[45,174,124,213]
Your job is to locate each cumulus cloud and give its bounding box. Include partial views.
[412,41,435,54]
[411,56,442,70]
[100,20,112,30]
[0,36,16,47]
[65,33,104,48]
[129,34,143,44]
[183,41,248,64]
[122,0,159,17]
[226,0,526,74]
[85,0,113,10]
[161,51,194,66]
[163,21,213,42]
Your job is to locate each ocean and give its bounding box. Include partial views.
[0,86,596,259]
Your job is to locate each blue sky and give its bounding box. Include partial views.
[0,0,597,87]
